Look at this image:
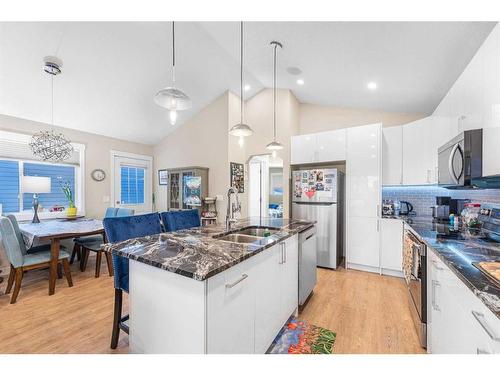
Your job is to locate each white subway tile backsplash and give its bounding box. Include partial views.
[382,186,500,216]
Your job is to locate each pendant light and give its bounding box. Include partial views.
[229,22,254,141]
[154,21,192,125]
[30,57,73,163]
[266,41,284,154]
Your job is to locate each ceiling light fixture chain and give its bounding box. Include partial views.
[154,21,192,125]
[30,58,74,163]
[266,41,284,152]
[229,21,254,140]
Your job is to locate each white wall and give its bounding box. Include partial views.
[433,24,499,131]
[153,92,230,221]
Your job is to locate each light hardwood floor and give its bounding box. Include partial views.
[0,258,424,354]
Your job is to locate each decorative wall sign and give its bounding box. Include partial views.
[230,162,244,193]
[91,169,106,182]
[158,169,168,185]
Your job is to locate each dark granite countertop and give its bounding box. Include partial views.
[103,217,315,281]
[393,215,500,319]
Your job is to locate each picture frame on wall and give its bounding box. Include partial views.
[230,162,244,193]
[158,169,168,185]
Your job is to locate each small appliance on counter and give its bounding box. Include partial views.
[431,196,450,222]
[382,199,396,216]
[450,198,470,215]
[399,201,415,216]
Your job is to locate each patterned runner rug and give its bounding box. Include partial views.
[267,318,336,354]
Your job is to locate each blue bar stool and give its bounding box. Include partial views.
[160,209,201,232]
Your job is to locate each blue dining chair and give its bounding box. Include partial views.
[72,208,135,277]
[103,212,162,349]
[0,217,72,304]
[6,215,52,254]
[160,209,201,232]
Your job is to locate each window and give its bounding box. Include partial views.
[0,159,76,214]
[120,166,145,205]
[0,129,85,219]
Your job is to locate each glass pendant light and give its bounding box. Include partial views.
[266,41,284,152]
[229,22,254,138]
[154,22,192,125]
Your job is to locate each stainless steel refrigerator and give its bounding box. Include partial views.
[292,168,345,269]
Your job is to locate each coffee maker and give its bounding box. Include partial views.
[431,196,450,221]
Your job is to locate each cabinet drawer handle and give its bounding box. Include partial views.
[431,280,441,311]
[471,310,500,342]
[225,274,248,288]
[431,260,444,270]
[477,348,491,354]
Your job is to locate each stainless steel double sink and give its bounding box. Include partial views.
[215,226,280,244]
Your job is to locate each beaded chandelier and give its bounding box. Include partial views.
[29,130,74,163]
[30,57,73,163]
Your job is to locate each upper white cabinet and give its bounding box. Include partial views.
[382,126,403,185]
[402,116,452,185]
[346,123,382,272]
[483,127,500,177]
[291,129,346,164]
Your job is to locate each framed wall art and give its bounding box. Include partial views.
[230,162,244,193]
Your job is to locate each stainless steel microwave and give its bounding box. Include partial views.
[438,129,483,188]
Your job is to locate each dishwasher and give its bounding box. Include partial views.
[298,226,317,306]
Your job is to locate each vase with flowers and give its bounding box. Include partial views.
[60,181,77,216]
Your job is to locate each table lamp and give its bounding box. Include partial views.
[22,176,51,223]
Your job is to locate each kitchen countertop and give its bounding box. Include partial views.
[103,217,315,281]
[385,215,500,318]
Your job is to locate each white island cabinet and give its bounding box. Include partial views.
[129,234,299,354]
[427,249,500,354]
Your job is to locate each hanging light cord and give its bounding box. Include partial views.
[273,42,277,141]
[240,21,244,125]
[172,21,176,86]
[51,72,54,126]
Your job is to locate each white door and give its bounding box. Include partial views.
[112,153,153,214]
[280,235,299,323]
[253,244,282,353]
[346,123,382,271]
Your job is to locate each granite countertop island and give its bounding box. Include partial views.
[103,217,314,281]
[386,215,500,318]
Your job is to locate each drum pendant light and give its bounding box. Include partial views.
[229,22,254,142]
[266,41,284,154]
[154,21,192,125]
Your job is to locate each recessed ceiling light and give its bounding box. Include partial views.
[287,66,302,76]
[244,84,251,92]
[296,79,305,86]
[367,81,377,90]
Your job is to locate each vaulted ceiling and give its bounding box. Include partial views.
[0,21,495,144]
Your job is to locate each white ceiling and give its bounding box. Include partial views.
[0,22,495,145]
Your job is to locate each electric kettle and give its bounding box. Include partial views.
[399,201,414,216]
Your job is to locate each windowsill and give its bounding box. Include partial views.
[9,210,86,223]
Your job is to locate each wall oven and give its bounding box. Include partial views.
[403,226,427,348]
[438,129,482,188]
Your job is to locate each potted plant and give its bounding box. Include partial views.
[60,181,77,216]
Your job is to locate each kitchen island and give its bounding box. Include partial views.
[104,217,314,354]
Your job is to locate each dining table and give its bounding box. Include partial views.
[19,218,104,295]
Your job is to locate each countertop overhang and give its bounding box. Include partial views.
[103,217,315,281]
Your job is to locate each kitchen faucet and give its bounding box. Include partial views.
[225,186,241,231]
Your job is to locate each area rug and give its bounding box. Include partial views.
[267,318,336,354]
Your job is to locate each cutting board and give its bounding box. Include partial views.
[473,261,500,286]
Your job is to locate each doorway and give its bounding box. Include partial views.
[111,151,153,214]
[248,155,284,218]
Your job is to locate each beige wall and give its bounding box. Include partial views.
[0,114,153,219]
[298,103,425,134]
[236,88,300,219]
[153,92,230,221]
